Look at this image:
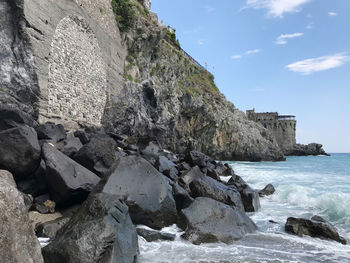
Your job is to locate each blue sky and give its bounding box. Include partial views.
[151,0,350,153]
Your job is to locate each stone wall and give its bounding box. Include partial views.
[2,0,126,128]
[247,110,296,152]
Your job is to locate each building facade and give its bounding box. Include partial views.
[246,109,296,151]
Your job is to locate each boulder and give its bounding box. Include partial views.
[36,216,71,239]
[178,197,257,245]
[190,176,244,211]
[206,168,221,181]
[185,150,212,168]
[74,130,90,145]
[74,136,118,177]
[179,166,204,192]
[156,156,179,181]
[0,125,41,179]
[36,122,66,142]
[0,170,44,263]
[42,192,139,263]
[42,143,100,205]
[227,175,260,212]
[259,184,276,197]
[171,182,194,212]
[58,133,83,158]
[136,228,175,242]
[101,155,177,230]
[0,105,38,131]
[285,216,347,245]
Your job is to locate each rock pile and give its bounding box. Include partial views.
[0,106,261,262]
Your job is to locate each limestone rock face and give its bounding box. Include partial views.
[103,6,284,162]
[0,170,44,263]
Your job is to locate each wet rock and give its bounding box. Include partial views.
[185,150,212,168]
[136,228,175,242]
[206,168,221,181]
[0,105,38,131]
[285,143,330,156]
[42,192,139,263]
[102,155,177,230]
[36,122,66,142]
[259,184,276,197]
[285,216,346,245]
[36,216,71,239]
[227,175,260,212]
[172,182,194,211]
[42,143,100,205]
[73,135,118,177]
[190,176,244,211]
[0,170,44,263]
[0,125,41,180]
[178,197,257,245]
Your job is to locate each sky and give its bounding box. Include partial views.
[151,0,350,153]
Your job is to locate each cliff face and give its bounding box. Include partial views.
[0,0,284,161]
[103,4,284,161]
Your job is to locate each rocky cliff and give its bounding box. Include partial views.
[0,0,284,161]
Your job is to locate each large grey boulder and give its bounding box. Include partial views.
[42,143,100,205]
[0,170,44,263]
[36,122,66,142]
[42,192,138,263]
[178,197,257,245]
[190,176,244,211]
[285,216,346,245]
[227,175,260,212]
[101,155,177,229]
[0,125,41,180]
[0,105,38,131]
[73,135,118,177]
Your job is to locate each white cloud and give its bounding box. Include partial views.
[328,12,337,16]
[275,32,303,45]
[198,39,204,45]
[244,0,311,18]
[306,22,314,29]
[286,53,349,75]
[231,49,261,59]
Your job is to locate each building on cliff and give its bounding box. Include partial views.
[246,109,296,152]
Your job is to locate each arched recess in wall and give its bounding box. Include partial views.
[47,15,107,126]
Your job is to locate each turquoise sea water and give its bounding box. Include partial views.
[139,154,350,262]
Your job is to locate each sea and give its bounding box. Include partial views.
[139,153,350,263]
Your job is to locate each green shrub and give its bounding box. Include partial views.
[166,29,180,49]
[111,0,136,32]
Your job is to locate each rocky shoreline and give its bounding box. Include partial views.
[0,106,345,263]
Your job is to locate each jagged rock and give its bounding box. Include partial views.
[185,150,212,168]
[0,125,41,180]
[190,176,244,211]
[178,162,191,172]
[42,192,139,263]
[156,156,179,180]
[36,122,66,142]
[36,216,71,239]
[285,216,346,245]
[57,132,83,158]
[179,166,204,192]
[21,193,34,212]
[178,197,257,245]
[0,105,38,131]
[73,135,118,177]
[74,130,90,145]
[42,143,100,205]
[136,228,175,242]
[206,168,221,181]
[0,170,44,263]
[227,175,260,212]
[101,155,177,230]
[171,182,194,211]
[259,184,276,197]
[285,143,330,156]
